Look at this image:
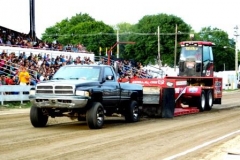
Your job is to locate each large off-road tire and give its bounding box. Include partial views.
[86,102,104,129]
[205,90,213,111]
[30,106,48,127]
[197,90,206,112]
[125,100,139,122]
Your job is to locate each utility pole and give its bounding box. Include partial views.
[117,30,119,58]
[107,41,135,65]
[29,0,36,41]
[157,26,161,70]
[174,24,178,71]
[234,25,239,81]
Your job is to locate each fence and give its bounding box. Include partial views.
[0,85,32,105]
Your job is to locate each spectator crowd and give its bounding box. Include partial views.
[0,28,94,86]
[0,27,155,87]
[0,27,87,53]
[0,50,94,86]
[115,59,153,82]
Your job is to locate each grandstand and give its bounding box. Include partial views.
[0,0,164,86]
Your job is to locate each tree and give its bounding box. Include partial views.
[123,14,191,66]
[69,21,115,54]
[112,22,136,57]
[41,13,115,55]
[196,27,234,71]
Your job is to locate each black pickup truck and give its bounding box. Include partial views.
[29,64,143,129]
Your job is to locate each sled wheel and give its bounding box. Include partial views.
[205,90,213,111]
[197,91,206,112]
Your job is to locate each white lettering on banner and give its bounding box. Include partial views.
[131,81,149,85]
[132,80,164,85]
[166,82,173,87]
[131,81,142,84]
[131,79,165,86]
[175,88,180,93]
[149,81,158,84]
[206,70,210,76]
[144,81,149,85]
[176,81,187,86]
[189,87,198,93]
[158,79,164,85]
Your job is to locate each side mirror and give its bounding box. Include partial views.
[106,75,114,80]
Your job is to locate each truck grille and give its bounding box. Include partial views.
[36,85,74,95]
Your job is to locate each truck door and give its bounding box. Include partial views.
[202,46,214,77]
[101,67,121,106]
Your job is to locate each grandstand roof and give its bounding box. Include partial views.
[0,25,29,35]
[0,25,40,41]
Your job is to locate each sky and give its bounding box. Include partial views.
[0,0,239,40]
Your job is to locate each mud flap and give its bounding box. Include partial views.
[214,98,221,104]
[161,88,175,118]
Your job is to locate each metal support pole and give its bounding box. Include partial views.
[117,30,119,58]
[234,26,239,82]
[174,24,178,71]
[157,26,161,70]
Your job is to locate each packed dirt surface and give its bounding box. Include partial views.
[0,91,240,160]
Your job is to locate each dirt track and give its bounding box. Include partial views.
[0,91,240,160]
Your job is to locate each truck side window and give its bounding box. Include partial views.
[203,46,210,62]
[209,47,214,62]
[202,46,213,73]
[104,67,114,81]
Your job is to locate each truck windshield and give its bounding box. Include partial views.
[180,46,202,61]
[52,66,100,81]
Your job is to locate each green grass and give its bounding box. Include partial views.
[223,89,239,92]
[0,101,32,109]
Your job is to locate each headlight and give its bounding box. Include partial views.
[29,90,36,95]
[76,90,89,96]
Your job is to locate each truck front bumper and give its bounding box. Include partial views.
[29,95,89,109]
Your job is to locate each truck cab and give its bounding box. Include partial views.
[178,41,214,77]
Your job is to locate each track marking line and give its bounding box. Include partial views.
[0,109,29,115]
[163,130,240,160]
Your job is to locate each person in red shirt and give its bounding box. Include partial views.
[7,76,15,85]
[5,76,10,85]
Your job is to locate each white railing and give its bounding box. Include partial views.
[0,85,32,105]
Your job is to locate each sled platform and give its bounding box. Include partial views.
[174,108,199,116]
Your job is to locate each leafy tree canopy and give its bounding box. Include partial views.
[41,12,236,71]
[195,26,235,71]
[41,13,115,54]
[123,13,191,66]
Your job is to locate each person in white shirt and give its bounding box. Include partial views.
[38,58,43,66]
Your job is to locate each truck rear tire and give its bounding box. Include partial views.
[205,90,213,111]
[125,100,139,122]
[197,91,206,112]
[86,102,104,129]
[30,106,48,127]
